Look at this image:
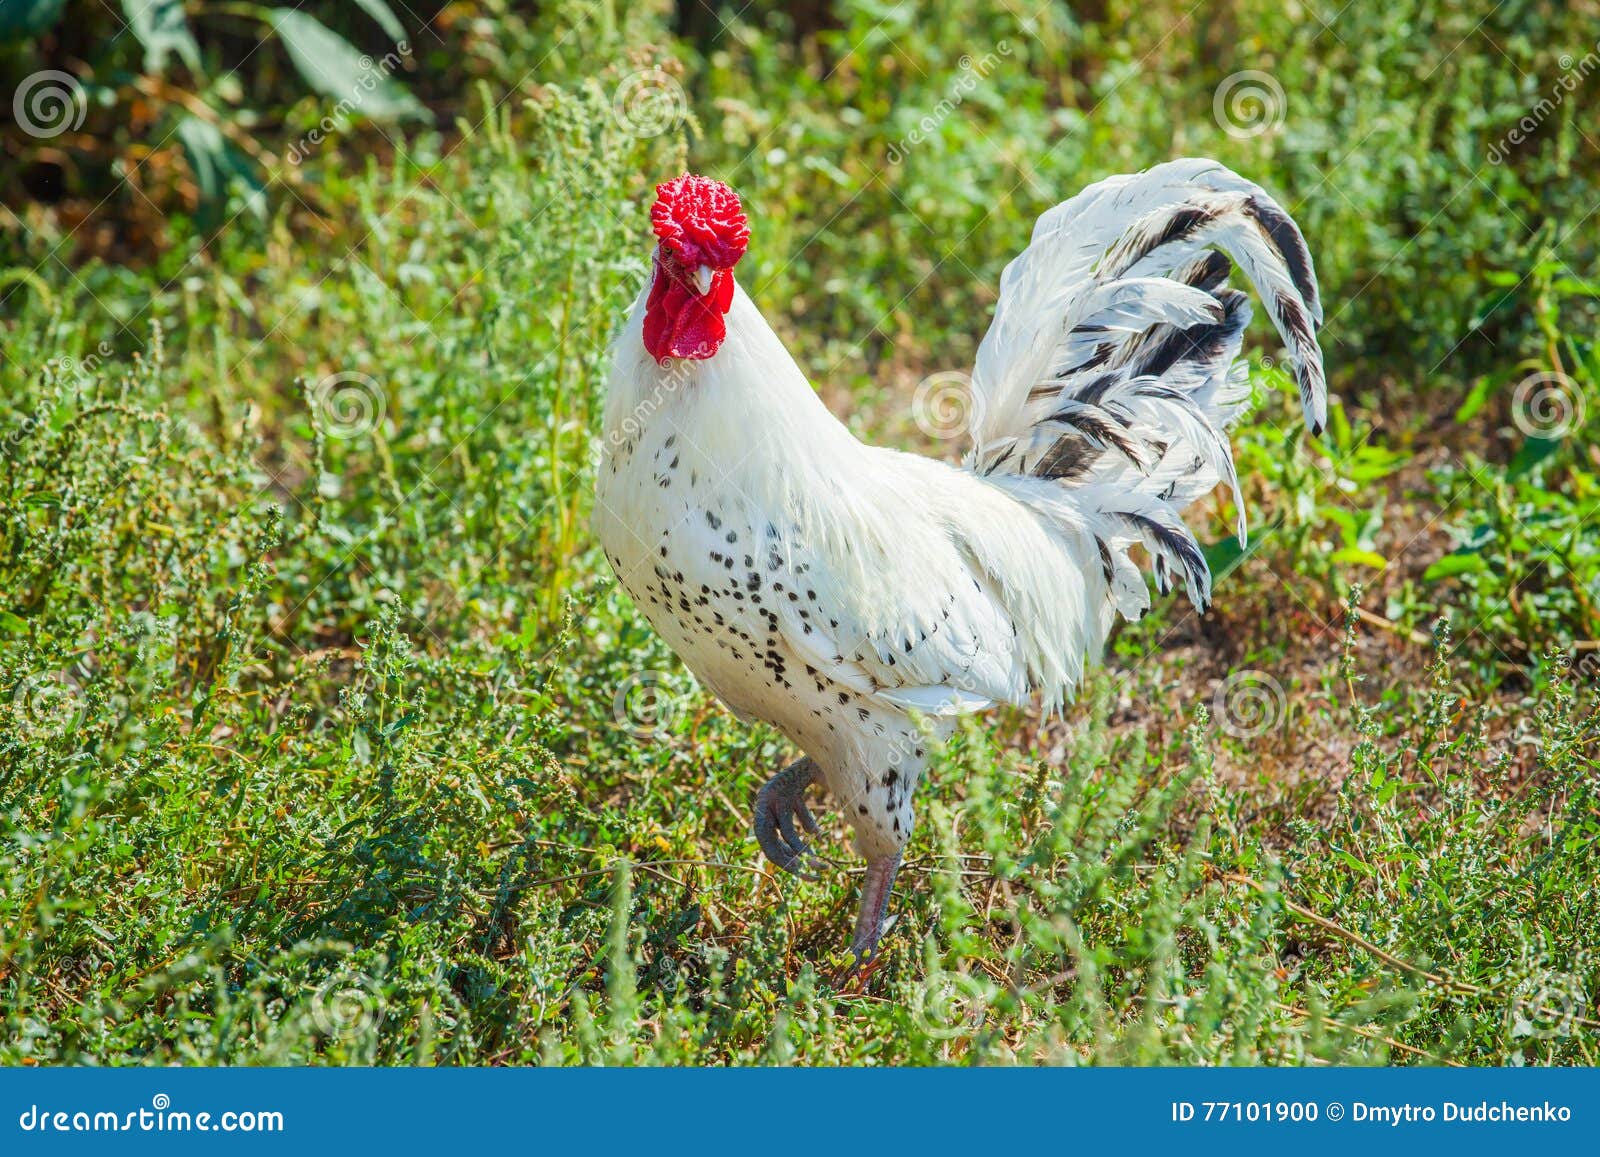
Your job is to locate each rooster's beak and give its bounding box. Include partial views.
[691,265,716,295]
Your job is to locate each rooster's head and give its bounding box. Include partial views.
[643,174,750,363]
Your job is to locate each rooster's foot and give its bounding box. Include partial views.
[754,756,822,878]
[831,853,902,986]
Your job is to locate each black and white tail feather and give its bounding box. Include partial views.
[968,158,1326,622]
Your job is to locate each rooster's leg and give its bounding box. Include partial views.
[847,852,902,972]
[754,756,822,878]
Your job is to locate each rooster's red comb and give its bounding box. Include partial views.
[651,175,749,270]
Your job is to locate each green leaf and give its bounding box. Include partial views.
[176,115,266,230]
[1327,395,1353,447]
[1551,276,1600,298]
[269,10,424,122]
[1200,534,1246,581]
[177,116,223,215]
[382,710,419,738]
[1454,374,1498,424]
[0,0,65,35]
[1332,847,1375,876]
[1422,552,1488,581]
[1343,446,1410,483]
[122,0,201,75]
[1331,547,1387,569]
[1201,517,1284,586]
[351,0,406,44]
[1455,364,1520,425]
[1508,435,1563,480]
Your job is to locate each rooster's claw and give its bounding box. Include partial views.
[754,756,822,878]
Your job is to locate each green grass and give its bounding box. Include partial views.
[2,0,1598,1065]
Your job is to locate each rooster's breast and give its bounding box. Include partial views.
[593,426,826,734]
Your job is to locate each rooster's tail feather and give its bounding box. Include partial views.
[967,159,1325,619]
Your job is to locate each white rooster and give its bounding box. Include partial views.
[594,162,1325,972]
